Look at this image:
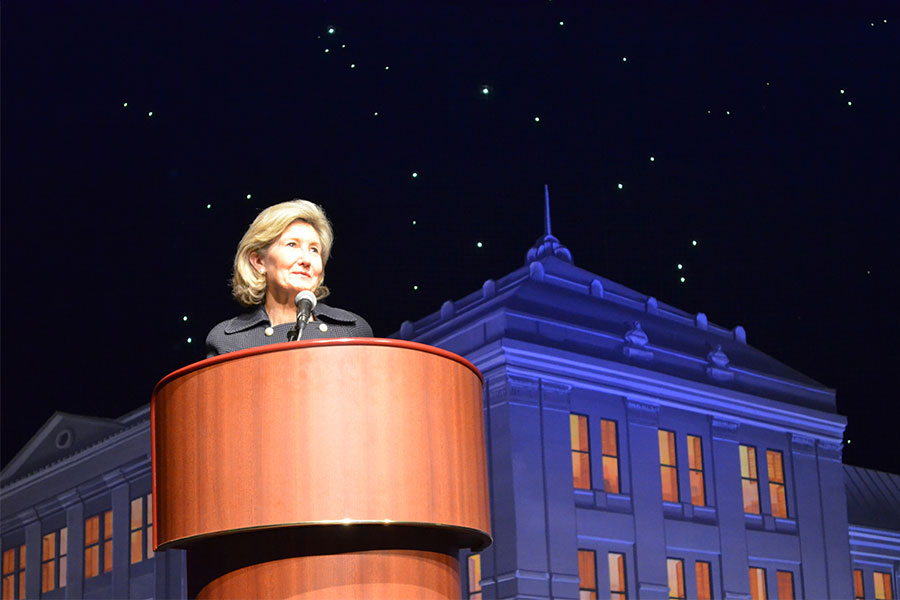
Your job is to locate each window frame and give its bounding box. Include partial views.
[578,549,597,600]
[775,570,794,600]
[608,551,627,600]
[130,493,155,565]
[686,434,706,506]
[570,413,593,490]
[41,526,68,593]
[659,429,679,503]
[874,570,894,600]
[854,568,865,599]
[600,419,620,494]
[740,445,761,514]
[2,544,26,600]
[84,509,113,579]
[466,553,482,600]
[766,450,788,518]
[667,558,686,600]
[749,566,768,600]
[695,560,712,600]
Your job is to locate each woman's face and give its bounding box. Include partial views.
[252,221,324,302]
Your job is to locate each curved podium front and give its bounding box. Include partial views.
[151,338,491,599]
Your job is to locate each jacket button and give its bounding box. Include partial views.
[319,323,328,332]
[264,326,274,336]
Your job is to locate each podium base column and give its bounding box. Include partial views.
[196,549,461,600]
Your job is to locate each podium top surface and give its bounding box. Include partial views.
[153,338,483,396]
[151,336,492,552]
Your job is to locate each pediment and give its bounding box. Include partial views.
[0,412,124,485]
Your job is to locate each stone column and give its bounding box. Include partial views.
[62,492,84,599]
[23,511,41,600]
[787,435,827,598]
[817,440,854,599]
[625,400,668,599]
[484,374,550,598]
[107,471,130,598]
[540,381,580,599]
[710,418,751,600]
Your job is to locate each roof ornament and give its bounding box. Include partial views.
[525,185,573,265]
[706,344,735,382]
[623,321,654,361]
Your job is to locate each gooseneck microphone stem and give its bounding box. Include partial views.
[287,290,318,342]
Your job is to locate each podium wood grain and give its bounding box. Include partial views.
[151,339,490,598]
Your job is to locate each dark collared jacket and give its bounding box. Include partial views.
[205,302,374,358]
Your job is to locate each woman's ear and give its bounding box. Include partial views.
[249,251,265,274]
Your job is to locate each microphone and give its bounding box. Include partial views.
[287,290,317,341]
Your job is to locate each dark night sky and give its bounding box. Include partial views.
[2,2,898,474]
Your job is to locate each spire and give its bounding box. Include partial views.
[526,185,573,264]
[544,184,552,236]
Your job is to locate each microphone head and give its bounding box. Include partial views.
[294,289,318,309]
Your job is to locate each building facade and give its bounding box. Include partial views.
[1,408,185,599]
[392,203,898,600]
[3,200,898,599]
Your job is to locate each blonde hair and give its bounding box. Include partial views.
[232,200,334,306]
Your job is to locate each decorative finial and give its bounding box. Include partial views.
[544,184,552,236]
[525,185,573,265]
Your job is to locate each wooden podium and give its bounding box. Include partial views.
[151,338,491,599]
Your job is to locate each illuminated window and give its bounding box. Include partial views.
[749,567,767,600]
[608,553,626,600]
[696,561,712,600]
[776,570,794,600]
[667,558,686,600]
[875,571,894,600]
[467,554,481,600]
[577,550,597,600]
[2,545,25,600]
[601,419,620,493]
[854,569,864,599]
[739,445,761,514]
[131,494,154,564]
[687,435,706,506]
[766,451,787,518]
[84,510,113,578]
[659,430,679,502]
[41,528,67,592]
[570,414,592,490]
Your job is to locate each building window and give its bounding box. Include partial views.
[767,450,788,518]
[667,558,686,600]
[875,571,894,600]
[687,435,706,506]
[776,570,794,600]
[41,528,67,592]
[749,567,767,600]
[570,414,592,490]
[467,554,481,600]
[854,569,865,599]
[608,552,626,600]
[84,510,113,578]
[2,545,25,600]
[695,561,712,600]
[659,430,679,502]
[739,445,761,514]
[131,494,154,564]
[601,419,620,493]
[577,550,597,600]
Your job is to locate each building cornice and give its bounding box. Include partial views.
[468,339,845,441]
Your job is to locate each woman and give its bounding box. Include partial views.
[206,199,373,357]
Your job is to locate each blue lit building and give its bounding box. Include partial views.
[393,203,899,600]
[3,197,898,598]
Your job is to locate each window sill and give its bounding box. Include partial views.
[574,488,633,513]
[662,501,718,524]
[743,513,797,533]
